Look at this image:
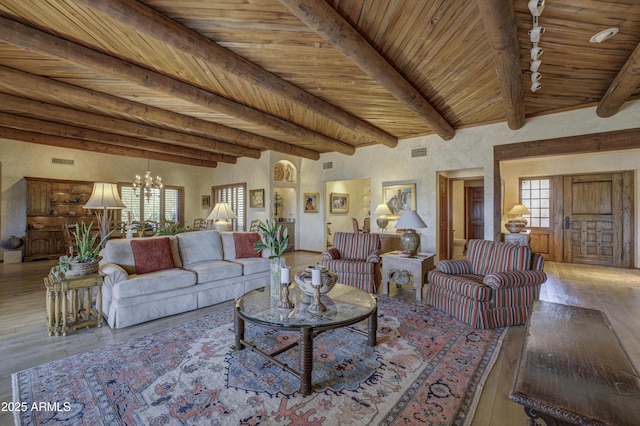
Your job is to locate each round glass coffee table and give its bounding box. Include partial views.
[234,283,377,395]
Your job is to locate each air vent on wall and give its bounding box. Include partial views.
[51,158,74,165]
[323,161,333,170]
[411,147,428,158]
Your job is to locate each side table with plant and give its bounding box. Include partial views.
[253,220,289,299]
[50,222,113,279]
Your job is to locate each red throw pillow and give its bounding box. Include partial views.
[131,237,175,275]
[233,232,262,259]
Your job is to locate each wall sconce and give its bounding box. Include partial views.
[531,72,542,82]
[531,82,542,92]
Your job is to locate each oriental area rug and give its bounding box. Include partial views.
[12,297,506,426]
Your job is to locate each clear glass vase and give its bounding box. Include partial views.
[270,257,281,299]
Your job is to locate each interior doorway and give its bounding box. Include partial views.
[438,175,448,260]
[465,184,484,241]
[449,179,483,259]
[437,170,485,261]
[324,177,371,248]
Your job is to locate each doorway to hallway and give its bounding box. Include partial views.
[437,171,485,261]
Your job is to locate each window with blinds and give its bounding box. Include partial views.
[118,184,184,224]
[163,188,180,222]
[212,183,246,231]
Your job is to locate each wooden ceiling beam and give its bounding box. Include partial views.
[0,112,232,165]
[495,127,640,161]
[0,93,252,161]
[0,127,219,168]
[0,65,319,161]
[0,108,230,164]
[0,18,328,159]
[78,0,397,149]
[596,42,640,118]
[279,0,454,141]
[0,16,355,157]
[475,0,525,130]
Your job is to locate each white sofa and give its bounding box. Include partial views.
[98,230,269,328]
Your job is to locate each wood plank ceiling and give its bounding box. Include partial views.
[0,0,638,168]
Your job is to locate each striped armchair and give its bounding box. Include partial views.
[321,232,381,293]
[426,239,546,329]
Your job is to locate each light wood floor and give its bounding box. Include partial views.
[2,253,640,426]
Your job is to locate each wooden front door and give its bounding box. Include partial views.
[438,175,449,260]
[563,173,623,267]
[465,186,484,240]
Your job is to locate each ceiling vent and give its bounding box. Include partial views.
[323,161,333,170]
[51,157,74,165]
[411,147,428,158]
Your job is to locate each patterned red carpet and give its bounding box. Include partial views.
[12,296,505,425]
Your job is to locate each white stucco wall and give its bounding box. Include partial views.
[0,143,219,248]
[294,101,640,257]
[2,100,639,263]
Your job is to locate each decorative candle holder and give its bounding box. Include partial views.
[277,281,295,310]
[307,281,326,314]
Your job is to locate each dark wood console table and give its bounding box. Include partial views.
[510,300,640,425]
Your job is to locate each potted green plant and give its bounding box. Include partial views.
[51,222,112,278]
[154,221,187,235]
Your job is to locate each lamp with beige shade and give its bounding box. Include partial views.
[207,202,237,231]
[373,203,392,232]
[505,204,531,233]
[394,210,428,257]
[83,182,126,248]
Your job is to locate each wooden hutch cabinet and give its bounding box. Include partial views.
[25,177,96,261]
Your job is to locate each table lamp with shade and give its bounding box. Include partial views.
[83,182,126,248]
[373,203,392,232]
[394,210,428,257]
[505,204,531,233]
[207,202,237,230]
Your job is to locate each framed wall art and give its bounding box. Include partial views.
[382,183,416,218]
[249,189,265,208]
[201,195,211,209]
[304,192,319,213]
[330,192,349,214]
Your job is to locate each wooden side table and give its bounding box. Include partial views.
[381,251,435,302]
[503,230,530,246]
[44,273,103,336]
